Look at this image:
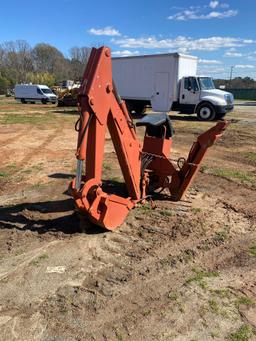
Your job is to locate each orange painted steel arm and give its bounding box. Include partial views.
[168,121,229,200]
[71,46,142,230]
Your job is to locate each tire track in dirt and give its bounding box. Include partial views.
[0,124,64,169]
[0,122,66,203]
[34,188,256,340]
[0,240,63,280]
[0,129,34,170]
[1,102,256,340]
[0,193,255,340]
[0,130,29,147]
[17,126,63,167]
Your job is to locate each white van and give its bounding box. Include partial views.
[14,84,57,104]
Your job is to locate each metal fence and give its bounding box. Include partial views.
[227,88,256,100]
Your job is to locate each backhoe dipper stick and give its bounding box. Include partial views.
[71,46,142,229]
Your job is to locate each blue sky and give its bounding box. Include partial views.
[0,0,256,78]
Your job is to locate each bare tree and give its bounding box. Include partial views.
[16,40,33,77]
[69,47,91,79]
[0,39,119,89]
[1,40,33,82]
[70,47,91,64]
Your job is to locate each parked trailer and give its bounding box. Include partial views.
[112,53,234,120]
[14,84,57,104]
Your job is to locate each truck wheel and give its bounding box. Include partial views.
[196,103,216,121]
[125,100,135,114]
[125,100,145,116]
[57,101,64,107]
[21,98,26,104]
[134,103,145,115]
[41,99,47,104]
[216,112,226,120]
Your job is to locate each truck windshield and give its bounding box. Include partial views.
[41,88,53,94]
[198,77,215,90]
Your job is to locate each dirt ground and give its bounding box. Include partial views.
[0,97,255,341]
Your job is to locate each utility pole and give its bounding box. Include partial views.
[229,66,234,88]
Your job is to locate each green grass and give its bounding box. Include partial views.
[0,163,18,178]
[245,152,256,163]
[1,112,55,125]
[113,328,124,341]
[29,253,49,266]
[159,209,173,217]
[211,288,232,299]
[249,245,256,257]
[0,163,44,181]
[228,324,253,341]
[212,168,254,183]
[191,207,202,214]
[235,296,254,307]
[210,331,220,338]
[213,229,229,243]
[6,163,17,171]
[168,291,178,301]
[0,99,16,106]
[21,169,33,174]
[205,167,255,187]
[200,165,208,173]
[208,299,219,314]
[31,182,47,190]
[21,164,44,174]
[138,203,151,212]
[142,309,151,316]
[0,109,23,113]
[103,162,111,171]
[0,171,8,178]
[15,249,25,256]
[37,253,48,260]
[186,268,219,289]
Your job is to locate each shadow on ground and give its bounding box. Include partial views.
[134,112,200,122]
[0,176,130,236]
[168,114,199,122]
[235,102,256,106]
[53,109,79,115]
[0,198,106,235]
[49,173,74,180]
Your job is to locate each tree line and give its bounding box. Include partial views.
[1,40,256,94]
[214,77,256,89]
[0,40,91,94]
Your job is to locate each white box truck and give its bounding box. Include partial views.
[112,53,234,121]
[14,84,57,104]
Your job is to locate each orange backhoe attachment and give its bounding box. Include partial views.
[71,46,228,230]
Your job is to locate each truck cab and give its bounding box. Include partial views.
[178,76,234,120]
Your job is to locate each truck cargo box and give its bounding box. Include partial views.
[112,53,197,111]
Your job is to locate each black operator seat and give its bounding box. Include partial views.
[136,113,174,138]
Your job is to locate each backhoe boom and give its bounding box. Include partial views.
[71,46,228,230]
